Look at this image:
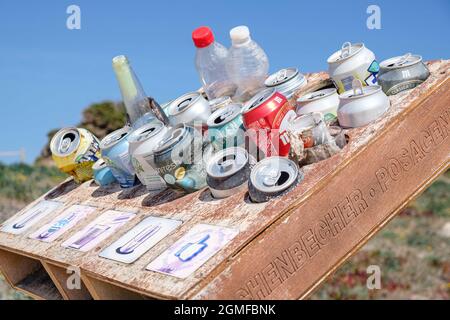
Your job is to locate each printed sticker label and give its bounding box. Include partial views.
[146,224,238,279]
[99,216,182,264]
[29,204,97,242]
[368,60,380,73]
[1,200,63,235]
[365,73,378,86]
[62,209,136,252]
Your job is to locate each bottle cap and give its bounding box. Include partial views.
[192,26,214,48]
[230,26,251,45]
[112,55,128,65]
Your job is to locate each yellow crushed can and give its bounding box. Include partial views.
[50,127,101,183]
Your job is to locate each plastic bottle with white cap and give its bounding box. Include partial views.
[226,25,269,102]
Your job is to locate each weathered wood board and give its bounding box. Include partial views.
[0,60,448,300]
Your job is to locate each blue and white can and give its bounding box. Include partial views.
[92,158,116,186]
[206,104,244,151]
[100,127,137,188]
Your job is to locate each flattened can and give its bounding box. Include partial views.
[207,104,244,151]
[378,53,430,96]
[206,147,254,199]
[167,92,211,127]
[264,68,307,99]
[153,124,210,193]
[242,88,296,157]
[100,127,137,188]
[248,156,302,203]
[327,42,379,94]
[50,127,101,183]
[128,120,168,191]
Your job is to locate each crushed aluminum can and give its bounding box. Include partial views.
[206,147,255,199]
[327,42,379,94]
[50,127,101,183]
[242,88,297,157]
[378,53,430,96]
[248,156,302,203]
[167,92,211,127]
[100,127,137,188]
[264,68,307,99]
[92,158,116,186]
[207,103,245,151]
[296,88,340,118]
[153,124,210,193]
[128,120,168,191]
[337,79,390,128]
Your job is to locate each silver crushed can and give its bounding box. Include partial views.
[378,53,430,96]
[327,42,379,94]
[296,88,340,118]
[100,126,137,188]
[128,120,168,191]
[206,104,245,151]
[153,124,210,193]
[248,156,301,203]
[209,96,233,113]
[264,68,307,99]
[337,79,390,128]
[167,92,211,127]
[206,147,255,199]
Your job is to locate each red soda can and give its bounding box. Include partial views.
[242,89,296,157]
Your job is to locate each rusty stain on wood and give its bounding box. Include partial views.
[0,60,448,300]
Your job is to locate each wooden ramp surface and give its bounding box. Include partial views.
[0,60,448,300]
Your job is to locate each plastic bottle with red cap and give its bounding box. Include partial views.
[192,26,236,100]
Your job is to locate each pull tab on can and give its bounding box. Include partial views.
[60,137,72,153]
[275,69,288,84]
[218,155,236,173]
[396,53,412,67]
[262,167,281,187]
[352,78,364,96]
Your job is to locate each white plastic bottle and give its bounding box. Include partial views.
[226,25,269,102]
[192,26,236,100]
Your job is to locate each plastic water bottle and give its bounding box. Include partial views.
[192,26,236,100]
[226,26,269,102]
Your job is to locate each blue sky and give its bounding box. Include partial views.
[0,0,449,164]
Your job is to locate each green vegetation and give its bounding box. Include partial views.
[79,101,127,139]
[36,101,126,165]
[313,171,450,300]
[0,163,67,202]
